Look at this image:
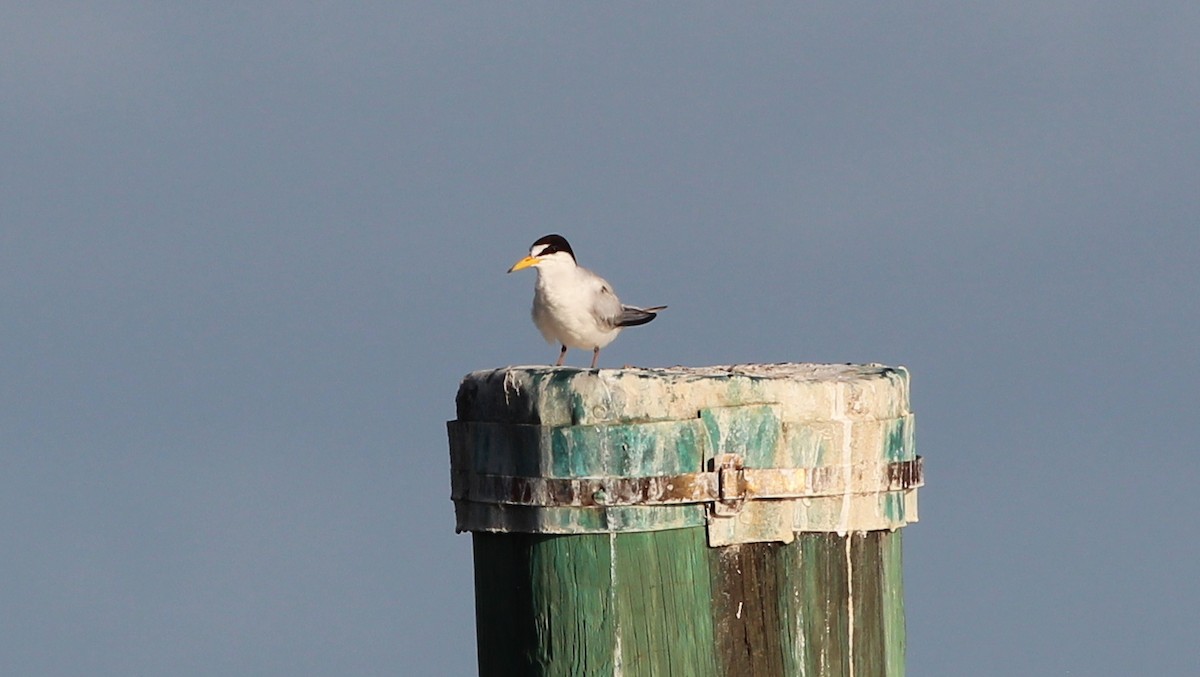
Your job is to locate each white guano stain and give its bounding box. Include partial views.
[501,368,521,406]
[835,382,854,537]
[610,530,622,676]
[845,534,855,677]
[836,381,857,676]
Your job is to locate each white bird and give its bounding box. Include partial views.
[507,234,666,369]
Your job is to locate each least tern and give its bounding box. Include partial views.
[508,234,666,369]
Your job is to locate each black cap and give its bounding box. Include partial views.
[530,234,575,261]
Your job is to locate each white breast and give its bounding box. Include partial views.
[531,262,622,350]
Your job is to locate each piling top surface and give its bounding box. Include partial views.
[455,363,910,427]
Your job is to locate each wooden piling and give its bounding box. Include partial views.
[448,364,921,676]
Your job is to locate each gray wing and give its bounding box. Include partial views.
[586,268,666,329]
[591,282,665,329]
[590,282,627,330]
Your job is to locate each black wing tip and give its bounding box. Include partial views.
[616,305,666,327]
[617,315,656,328]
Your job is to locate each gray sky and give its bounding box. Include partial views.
[3,3,1198,675]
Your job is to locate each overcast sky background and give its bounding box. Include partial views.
[3,3,1198,676]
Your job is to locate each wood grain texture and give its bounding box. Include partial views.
[473,529,905,676]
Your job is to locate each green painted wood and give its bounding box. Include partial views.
[474,528,906,676]
[785,533,852,675]
[613,529,720,676]
[880,529,907,675]
[456,364,916,676]
[474,533,619,676]
[474,529,722,677]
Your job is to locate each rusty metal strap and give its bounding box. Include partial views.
[452,456,922,508]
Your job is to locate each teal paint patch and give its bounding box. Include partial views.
[599,420,708,476]
[569,390,587,425]
[882,491,903,524]
[883,415,915,462]
[781,422,832,468]
[451,422,550,477]
[549,426,588,477]
[547,420,710,478]
[699,405,782,468]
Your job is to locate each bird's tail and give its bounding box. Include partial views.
[617,305,667,327]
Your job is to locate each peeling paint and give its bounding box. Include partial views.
[451,363,920,543]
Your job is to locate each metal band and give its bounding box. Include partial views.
[452,456,922,510]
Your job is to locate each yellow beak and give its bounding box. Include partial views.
[507,255,539,273]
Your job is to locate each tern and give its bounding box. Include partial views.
[507,234,666,369]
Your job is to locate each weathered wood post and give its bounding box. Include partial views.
[448,364,921,676]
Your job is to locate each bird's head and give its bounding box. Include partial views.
[507,234,577,273]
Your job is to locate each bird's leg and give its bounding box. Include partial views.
[591,346,600,369]
[555,345,567,366]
